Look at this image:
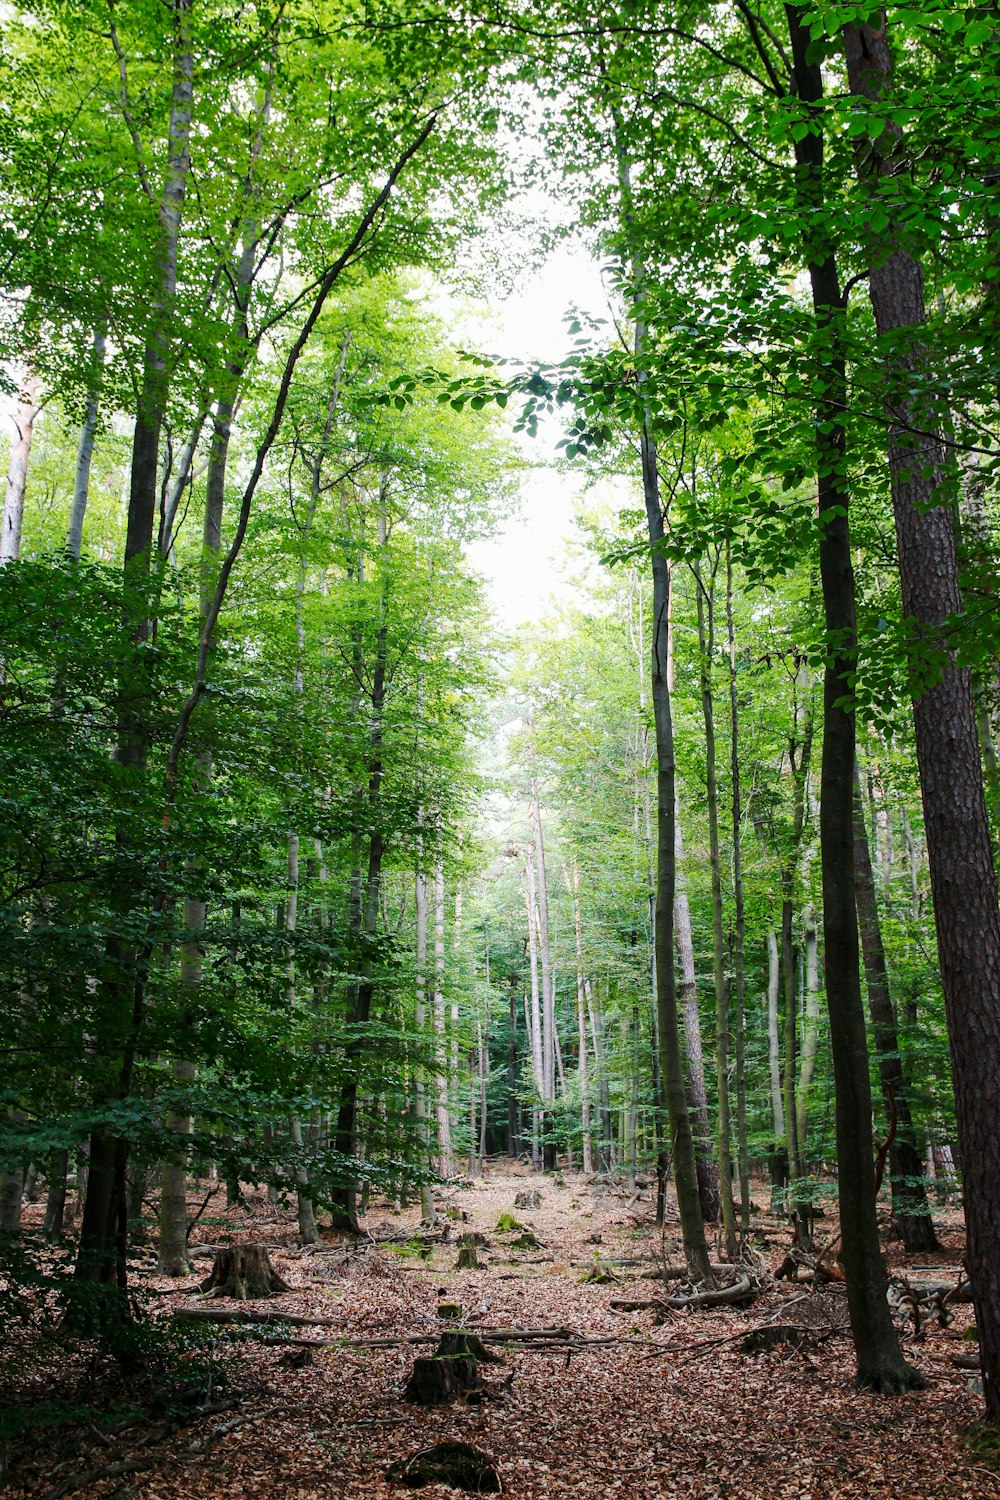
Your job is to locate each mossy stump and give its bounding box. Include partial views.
[386,1440,502,1491]
[403,1332,498,1405]
[456,1244,481,1270]
[199,1244,291,1299]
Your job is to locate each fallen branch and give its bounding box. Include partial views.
[665,1275,757,1311]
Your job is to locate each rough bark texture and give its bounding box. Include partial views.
[787,5,921,1393]
[199,1244,291,1300]
[844,11,1000,1417]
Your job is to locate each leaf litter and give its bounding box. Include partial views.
[2,1166,991,1499]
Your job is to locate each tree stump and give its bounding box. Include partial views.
[403,1332,496,1404]
[514,1189,541,1209]
[199,1244,291,1299]
[386,1441,501,1492]
[456,1244,481,1270]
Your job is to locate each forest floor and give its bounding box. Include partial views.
[3,1163,996,1500]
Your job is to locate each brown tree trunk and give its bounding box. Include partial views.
[785,4,921,1393]
[844,11,1000,1415]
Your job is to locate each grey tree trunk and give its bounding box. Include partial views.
[694,561,737,1256]
[66,329,106,559]
[1,375,38,564]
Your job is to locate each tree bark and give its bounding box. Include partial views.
[1,374,38,564]
[694,559,737,1256]
[844,11,1000,1414]
[66,329,106,559]
[785,3,920,1392]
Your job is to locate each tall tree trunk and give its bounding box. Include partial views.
[413,861,436,1221]
[43,1150,69,1241]
[431,862,453,1174]
[694,560,737,1256]
[853,763,938,1251]
[529,768,557,1170]
[611,126,711,1279]
[570,860,594,1174]
[845,11,1000,1410]
[784,3,920,1393]
[1,377,37,561]
[674,838,723,1222]
[1,374,38,564]
[795,904,822,1153]
[726,545,751,1232]
[74,2,195,1304]
[66,330,106,559]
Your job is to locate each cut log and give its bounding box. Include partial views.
[386,1441,501,1492]
[198,1244,290,1300]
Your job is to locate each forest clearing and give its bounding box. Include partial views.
[3,1,1000,1496]
[5,1163,992,1500]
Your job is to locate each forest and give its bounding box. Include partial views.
[1,2,999,1497]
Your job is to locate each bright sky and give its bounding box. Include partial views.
[464,242,613,627]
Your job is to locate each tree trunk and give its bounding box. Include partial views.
[66,329,106,559]
[0,1164,23,1237]
[432,862,453,1174]
[853,763,938,1251]
[785,3,920,1393]
[43,1150,69,1241]
[674,836,722,1223]
[1,374,38,564]
[694,561,737,1256]
[74,0,195,1305]
[200,1244,290,1300]
[845,11,1000,1411]
[414,860,437,1222]
[726,545,751,1232]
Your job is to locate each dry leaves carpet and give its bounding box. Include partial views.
[2,1165,995,1500]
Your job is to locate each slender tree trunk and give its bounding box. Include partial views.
[431,862,452,1174]
[1,375,38,564]
[413,856,437,1223]
[795,904,822,1152]
[726,546,751,1232]
[694,562,737,1256]
[43,1150,69,1241]
[570,860,594,1174]
[853,763,938,1251]
[674,840,722,1222]
[530,769,557,1170]
[66,330,107,559]
[785,3,920,1392]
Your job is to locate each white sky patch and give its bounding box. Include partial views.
[463,241,614,626]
